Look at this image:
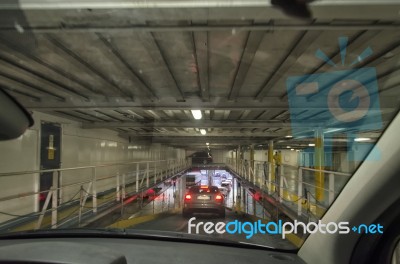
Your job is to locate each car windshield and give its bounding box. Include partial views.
[0,0,399,252]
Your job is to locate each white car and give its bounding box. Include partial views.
[218,187,229,197]
[221,180,232,191]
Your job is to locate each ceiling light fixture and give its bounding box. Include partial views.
[324,128,345,134]
[354,137,371,142]
[309,143,315,147]
[206,142,209,146]
[200,129,207,135]
[191,110,202,120]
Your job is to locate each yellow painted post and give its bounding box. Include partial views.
[315,128,325,203]
[268,140,274,192]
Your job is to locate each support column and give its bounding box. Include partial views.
[237,145,241,173]
[116,172,120,202]
[315,128,325,202]
[92,167,97,213]
[236,182,242,213]
[146,162,149,188]
[268,140,274,192]
[232,177,236,209]
[235,148,238,172]
[250,145,255,184]
[243,187,247,213]
[253,194,256,216]
[208,170,213,186]
[347,134,356,172]
[136,163,139,193]
[51,171,58,229]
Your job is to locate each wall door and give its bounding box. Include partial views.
[39,122,61,210]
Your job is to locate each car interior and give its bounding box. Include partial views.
[0,1,399,264]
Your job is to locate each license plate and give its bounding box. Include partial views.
[197,195,211,200]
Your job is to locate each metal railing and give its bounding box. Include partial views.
[226,158,351,220]
[0,158,190,230]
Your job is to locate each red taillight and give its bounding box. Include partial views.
[185,194,192,200]
[216,194,223,201]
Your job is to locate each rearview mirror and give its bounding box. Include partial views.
[0,88,34,140]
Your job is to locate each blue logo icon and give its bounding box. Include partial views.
[286,37,382,162]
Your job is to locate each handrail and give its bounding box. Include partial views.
[298,166,351,176]
[226,157,351,220]
[0,159,182,177]
[0,158,190,230]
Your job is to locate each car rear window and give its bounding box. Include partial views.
[190,186,219,193]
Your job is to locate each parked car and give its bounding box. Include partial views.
[221,181,231,192]
[218,187,229,197]
[182,185,225,218]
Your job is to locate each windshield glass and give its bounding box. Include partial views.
[0,0,399,251]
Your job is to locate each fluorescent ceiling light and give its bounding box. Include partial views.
[200,129,207,135]
[287,146,291,148]
[354,137,371,142]
[206,142,209,145]
[191,110,202,120]
[324,128,345,134]
[291,148,294,151]
[309,143,315,147]
[285,135,293,138]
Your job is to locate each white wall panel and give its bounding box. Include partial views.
[0,111,184,224]
[210,149,230,163]
[0,129,39,222]
[254,150,268,161]
[280,150,299,167]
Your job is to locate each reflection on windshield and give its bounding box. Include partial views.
[0,1,399,251]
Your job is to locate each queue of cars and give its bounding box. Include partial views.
[183,171,233,218]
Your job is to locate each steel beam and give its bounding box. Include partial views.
[138,32,185,100]
[192,26,209,101]
[45,34,133,98]
[229,31,265,100]
[21,96,399,111]
[83,120,309,129]
[255,30,321,100]
[1,25,399,34]
[96,33,158,100]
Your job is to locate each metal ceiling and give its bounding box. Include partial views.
[0,1,399,150]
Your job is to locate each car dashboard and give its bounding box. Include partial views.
[0,236,306,264]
